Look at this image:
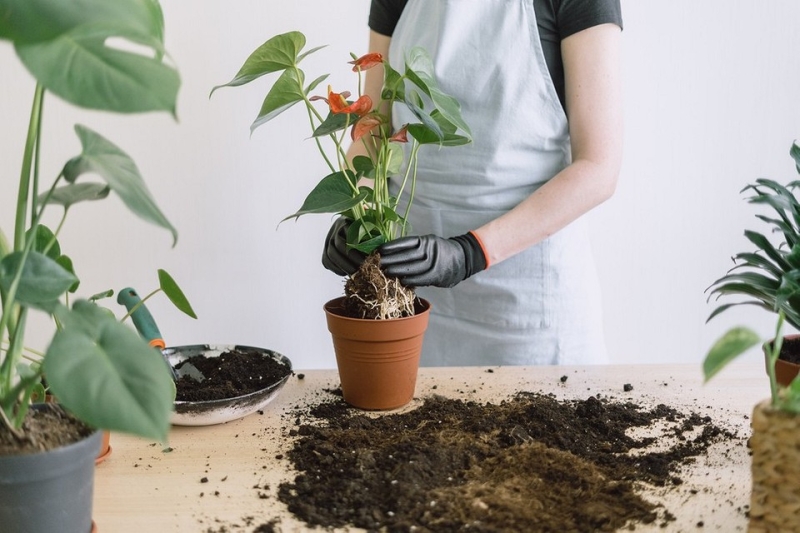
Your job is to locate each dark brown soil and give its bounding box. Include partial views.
[175,348,291,402]
[275,390,740,532]
[0,403,94,455]
[780,335,800,365]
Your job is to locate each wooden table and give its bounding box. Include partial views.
[93,363,766,532]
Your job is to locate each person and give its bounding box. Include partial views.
[323,0,624,367]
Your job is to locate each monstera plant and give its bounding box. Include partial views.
[0,0,181,446]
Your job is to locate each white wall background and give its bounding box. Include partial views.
[2,1,799,370]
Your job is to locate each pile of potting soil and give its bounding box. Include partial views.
[268,390,740,532]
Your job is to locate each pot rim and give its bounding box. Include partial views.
[323,296,430,322]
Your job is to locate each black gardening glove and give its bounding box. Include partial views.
[379,233,487,288]
[322,218,366,276]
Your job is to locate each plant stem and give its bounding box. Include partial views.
[767,311,785,406]
[399,141,421,238]
[13,84,44,250]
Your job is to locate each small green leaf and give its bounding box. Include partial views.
[702,327,761,382]
[43,182,110,207]
[62,124,177,246]
[210,31,306,93]
[312,110,354,137]
[305,73,329,95]
[791,142,800,173]
[282,171,366,220]
[89,289,114,302]
[407,124,471,146]
[296,44,326,63]
[251,68,305,133]
[26,224,61,260]
[384,142,405,175]
[352,155,375,177]
[158,269,197,319]
[381,62,405,102]
[43,300,174,442]
[55,255,80,293]
[0,251,78,305]
[350,235,386,255]
[404,96,443,140]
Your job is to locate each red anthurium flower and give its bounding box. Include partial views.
[389,125,409,143]
[349,52,383,72]
[351,113,385,142]
[324,86,372,116]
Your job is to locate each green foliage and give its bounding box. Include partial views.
[704,142,800,415]
[707,144,800,330]
[0,0,185,443]
[212,30,471,255]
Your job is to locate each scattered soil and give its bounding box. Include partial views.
[175,348,292,402]
[343,253,416,319]
[274,390,740,532]
[779,335,800,365]
[0,403,94,455]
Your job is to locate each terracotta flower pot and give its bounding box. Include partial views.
[748,400,800,532]
[764,334,800,387]
[324,296,431,410]
[95,430,112,465]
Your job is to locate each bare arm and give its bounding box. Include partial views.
[473,23,623,266]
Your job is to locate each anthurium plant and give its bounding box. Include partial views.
[0,0,187,444]
[211,31,471,255]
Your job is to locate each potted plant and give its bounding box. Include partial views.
[706,142,800,386]
[703,312,800,531]
[0,1,185,531]
[211,31,471,409]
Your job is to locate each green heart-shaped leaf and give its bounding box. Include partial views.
[62,124,177,245]
[283,171,366,221]
[251,68,305,133]
[0,251,78,305]
[44,300,175,442]
[211,31,306,93]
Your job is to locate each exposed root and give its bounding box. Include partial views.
[344,253,416,319]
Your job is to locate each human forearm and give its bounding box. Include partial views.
[473,158,619,265]
[475,23,623,267]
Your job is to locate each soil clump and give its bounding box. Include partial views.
[343,253,416,319]
[0,403,94,455]
[175,348,291,402]
[276,391,739,532]
[778,335,800,365]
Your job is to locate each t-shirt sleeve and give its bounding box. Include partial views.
[369,0,408,37]
[557,0,623,39]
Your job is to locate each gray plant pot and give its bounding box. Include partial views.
[0,419,101,533]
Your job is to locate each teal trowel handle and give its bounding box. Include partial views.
[117,287,166,350]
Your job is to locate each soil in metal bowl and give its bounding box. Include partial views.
[174,348,291,402]
[271,389,742,532]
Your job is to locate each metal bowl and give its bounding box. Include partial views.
[164,344,292,426]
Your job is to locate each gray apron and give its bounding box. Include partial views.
[389,0,607,366]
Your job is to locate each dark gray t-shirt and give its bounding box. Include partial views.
[369,0,623,110]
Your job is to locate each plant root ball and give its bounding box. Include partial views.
[344,253,416,319]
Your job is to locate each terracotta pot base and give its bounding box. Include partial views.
[324,297,430,410]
